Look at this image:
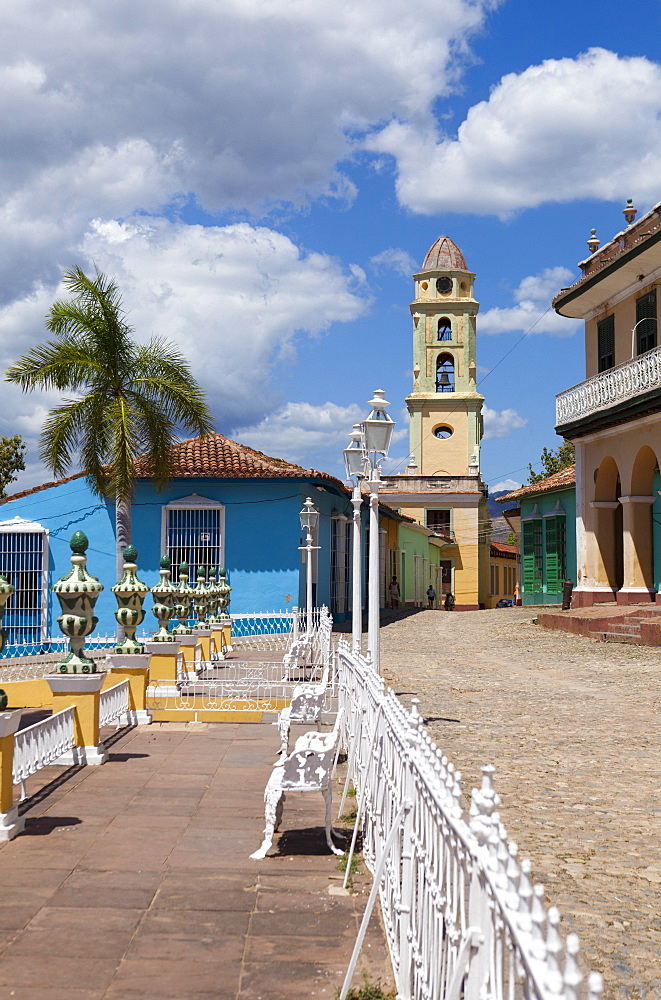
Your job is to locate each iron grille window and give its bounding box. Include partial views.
[440,560,452,594]
[437,318,452,341]
[330,516,350,615]
[597,315,614,372]
[0,528,47,646]
[165,505,222,579]
[636,290,657,355]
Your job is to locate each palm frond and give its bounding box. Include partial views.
[5,340,102,392]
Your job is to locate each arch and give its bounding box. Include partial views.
[630,444,657,495]
[437,317,452,341]
[593,456,623,590]
[436,353,454,392]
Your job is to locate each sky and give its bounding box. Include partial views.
[1,0,661,498]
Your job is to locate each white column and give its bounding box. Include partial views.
[351,485,363,654]
[367,479,380,669]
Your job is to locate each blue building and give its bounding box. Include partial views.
[0,433,354,645]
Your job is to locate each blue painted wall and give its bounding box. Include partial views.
[0,474,353,638]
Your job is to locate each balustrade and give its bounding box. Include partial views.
[556,346,661,426]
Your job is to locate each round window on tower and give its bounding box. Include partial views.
[420,281,428,291]
[436,276,452,295]
[433,425,453,439]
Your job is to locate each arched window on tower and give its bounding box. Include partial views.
[437,318,452,341]
[436,353,454,392]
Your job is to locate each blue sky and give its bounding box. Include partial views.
[1,0,660,496]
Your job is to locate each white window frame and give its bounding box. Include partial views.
[161,494,225,576]
[0,516,49,644]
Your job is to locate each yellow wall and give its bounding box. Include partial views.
[485,554,518,609]
[585,279,657,378]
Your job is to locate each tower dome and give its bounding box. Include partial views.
[421,236,467,272]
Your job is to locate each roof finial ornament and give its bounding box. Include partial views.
[586,229,600,255]
[622,197,637,226]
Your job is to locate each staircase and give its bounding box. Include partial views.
[590,607,661,645]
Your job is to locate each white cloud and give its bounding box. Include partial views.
[492,478,522,493]
[0,0,496,301]
[479,267,582,337]
[232,401,367,472]
[370,249,417,278]
[482,406,527,440]
[368,48,661,216]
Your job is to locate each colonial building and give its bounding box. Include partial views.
[499,466,576,606]
[553,199,661,606]
[379,236,488,610]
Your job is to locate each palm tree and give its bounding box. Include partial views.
[6,266,214,581]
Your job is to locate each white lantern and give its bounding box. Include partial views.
[362,389,395,456]
[299,497,319,533]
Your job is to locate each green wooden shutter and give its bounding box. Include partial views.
[523,521,536,592]
[545,518,559,593]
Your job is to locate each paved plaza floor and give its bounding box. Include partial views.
[0,719,391,1000]
[379,607,661,1000]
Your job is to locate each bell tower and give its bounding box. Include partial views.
[407,236,484,477]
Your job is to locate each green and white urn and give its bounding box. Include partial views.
[0,572,15,657]
[172,562,194,636]
[111,545,150,654]
[192,566,209,630]
[52,531,104,673]
[151,556,178,641]
[217,568,231,620]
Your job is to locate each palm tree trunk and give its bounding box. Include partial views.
[115,496,132,640]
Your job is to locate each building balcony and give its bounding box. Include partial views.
[555,345,661,437]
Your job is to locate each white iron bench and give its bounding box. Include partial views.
[276,662,330,758]
[250,711,345,860]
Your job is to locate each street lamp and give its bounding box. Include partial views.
[631,317,658,359]
[343,424,365,654]
[344,390,395,670]
[299,497,320,634]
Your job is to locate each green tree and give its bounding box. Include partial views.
[0,435,26,499]
[505,531,518,545]
[5,267,214,580]
[527,440,575,484]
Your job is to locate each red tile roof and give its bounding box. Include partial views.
[421,236,468,272]
[497,464,576,503]
[0,434,345,506]
[133,433,343,484]
[490,541,518,559]
[0,472,87,507]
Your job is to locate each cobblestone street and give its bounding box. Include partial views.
[379,607,661,1000]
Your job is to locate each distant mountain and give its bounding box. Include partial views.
[486,490,517,519]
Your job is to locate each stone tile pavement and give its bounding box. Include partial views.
[379,607,661,1000]
[0,720,391,1000]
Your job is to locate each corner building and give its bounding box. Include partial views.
[380,237,489,610]
[554,200,661,606]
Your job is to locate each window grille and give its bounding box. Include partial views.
[0,521,48,646]
[597,315,614,372]
[436,353,455,392]
[437,318,452,341]
[330,516,350,615]
[164,502,223,579]
[636,290,657,355]
[426,509,451,532]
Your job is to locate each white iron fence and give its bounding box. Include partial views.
[336,639,602,1000]
[555,343,661,426]
[98,680,130,729]
[12,706,76,801]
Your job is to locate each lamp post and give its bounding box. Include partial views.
[344,390,395,671]
[299,497,320,635]
[631,317,658,359]
[343,424,365,654]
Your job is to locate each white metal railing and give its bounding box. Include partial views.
[556,345,661,425]
[98,680,130,729]
[336,639,603,1000]
[12,706,76,801]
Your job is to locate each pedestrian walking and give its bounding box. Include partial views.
[389,576,401,608]
[426,584,436,608]
[444,591,455,611]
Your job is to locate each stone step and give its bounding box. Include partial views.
[596,630,643,643]
[606,622,643,634]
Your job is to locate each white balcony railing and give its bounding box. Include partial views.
[556,345,661,426]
